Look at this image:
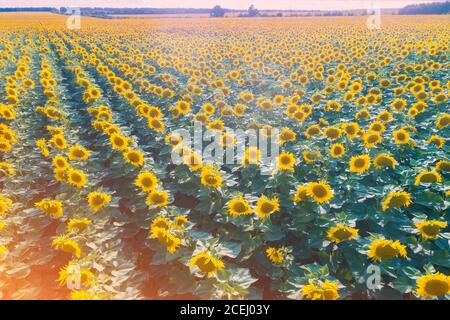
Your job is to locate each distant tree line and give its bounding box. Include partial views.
[398,1,449,14]
[0,7,57,12]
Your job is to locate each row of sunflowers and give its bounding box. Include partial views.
[0,13,449,300]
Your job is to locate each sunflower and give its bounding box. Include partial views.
[302,150,321,164]
[329,143,345,158]
[435,160,450,172]
[415,220,447,240]
[416,273,450,298]
[220,132,236,147]
[266,247,284,264]
[110,134,129,151]
[123,149,144,167]
[390,98,407,112]
[87,192,111,212]
[69,285,101,301]
[306,181,334,204]
[373,153,397,169]
[52,236,81,258]
[189,251,224,277]
[50,134,67,150]
[356,108,370,119]
[52,155,69,170]
[208,119,225,132]
[53,168,66,182]
[414,170,442,186]
[68,145,90,161]
[183,151,203,171]
[305,125,321,138]
[341,122,359,139]
[433,93,448,105]
[255,196,280,219]
[150,226,181,254]
[35,199,63,219]
[323,126,342,140]
[368,239,407,261]
[278,127,296,145]
[200,166,222,188]
[327,224,359,244]
[436,113,450,130]
[393,129,410,144]
[0,245,7,259]
[232,103,247,116]
[151,216,171,230]
[227,197,253,216]
[58,262,95,287]
[0,161,15,177]
[135,171,159,192]
[193,113,209,125]
[148,118,165,132]
[363,132,382,148]
[381,191,412,211]
[146,189,170,207]
[165,133,182,147]
[66,218,92,233]
[174,216,188,229]
[277,152,296,172]
[0,139,12,153]
[242,147,261,167]
[293,185,309,202]
[349,154,371,174]
[302,281,339,300]
[427,135,445,149]
[377,110,393,123]
[66,168,87,188]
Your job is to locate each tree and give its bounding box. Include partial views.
[248,5,259,17]
[210,5,226,17]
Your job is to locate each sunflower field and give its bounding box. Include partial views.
[0,13,449,300]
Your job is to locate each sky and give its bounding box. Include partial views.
[0,0,446,10]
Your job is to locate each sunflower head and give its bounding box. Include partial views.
[189,251,224,277]
[35,199,63,219]
[435,160,450,172]
[374,153,397,169]
[150,226,181,254]
[349,154,371,174]
[146,189,170,207]
[327,224,359,244]
[393,129,410,144]
[266,247,284,264]
[302,280,339,300]
[415,220,447,240]
[414,170,442,186]
[416,273,450,298]
[227,197,253,216]
[381,191,412,211]
[67,168,87,188]
[123,149,144,167]
[255,195,280,219]
[200,166,222,188]
[87,192,111,212]
[135,171,159,192]
[306,181,334,204]
[52,236,82,258]
[277,152,296,172]
[330,143,345,158]
[368,239,407,261]
[67,218,92,233]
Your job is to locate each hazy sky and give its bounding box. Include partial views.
[0,0,446,10]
